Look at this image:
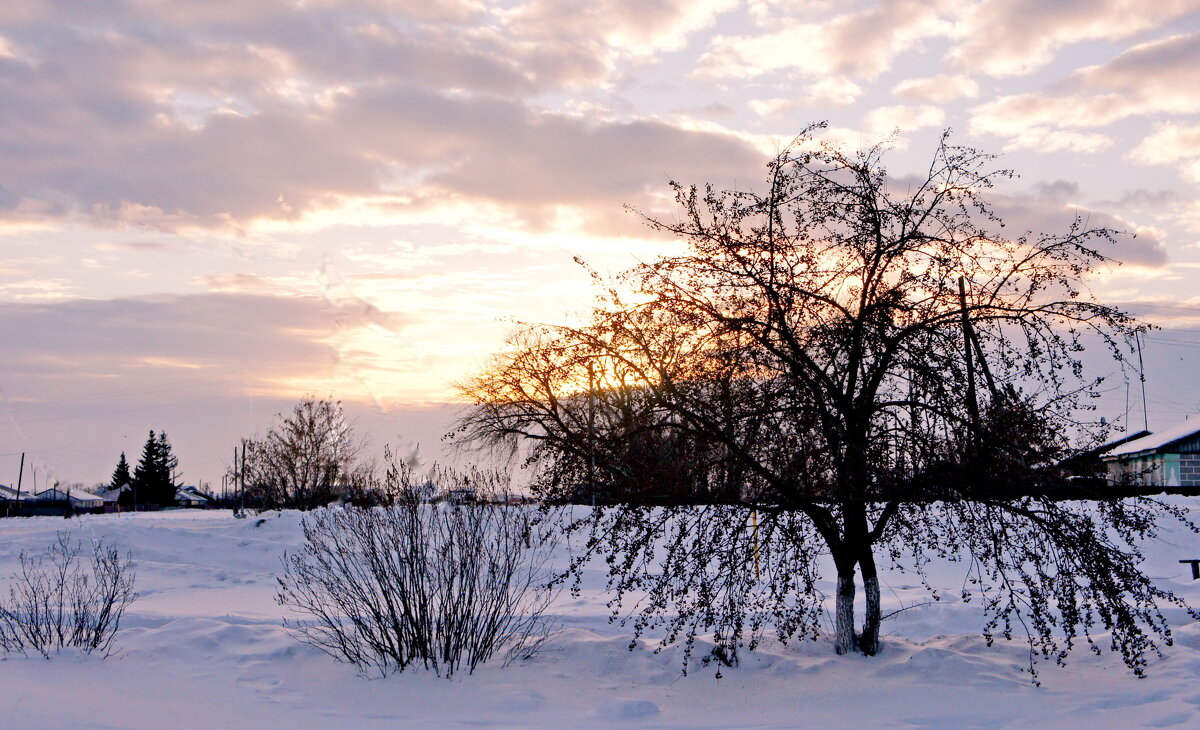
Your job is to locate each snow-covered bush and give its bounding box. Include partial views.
[276,499,559,677]
[0,532,137,658]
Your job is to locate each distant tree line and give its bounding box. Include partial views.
[226,397,492,511]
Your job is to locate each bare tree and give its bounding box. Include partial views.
[234,397,367,510]
[455,125,1198,680]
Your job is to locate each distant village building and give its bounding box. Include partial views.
[99,482,132,503]
[1059,430,1152,483]
[175,486,211,508]
[1102,418,1200,488]
[0,484,28,504]
[33,487,105,509]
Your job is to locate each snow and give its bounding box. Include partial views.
[1107,418,1200,457]
[1,504,1200,728]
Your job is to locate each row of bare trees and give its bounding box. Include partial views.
[229,397,446,510]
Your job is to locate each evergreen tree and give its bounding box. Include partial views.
[111,451,135,508]
[133,430,178,506]
[133,431,159,506]
[110,452,132,490]
[156,431,179,506]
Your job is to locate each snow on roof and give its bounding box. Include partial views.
[0,485,27,500]
[1105,417,1200,457]
[33,487,104,503]
[98,484,131,501]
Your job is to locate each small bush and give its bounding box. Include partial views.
[0,532,138,658]
[277,497,559,677]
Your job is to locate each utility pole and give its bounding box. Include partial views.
[234,440,246,517]
[1135,331,1149,432]
[10,452,24,518]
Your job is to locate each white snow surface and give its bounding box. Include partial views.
[1,504,1200,729]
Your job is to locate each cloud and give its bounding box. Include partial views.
[990,191,1168,268]
[804,77,864,106]
[199,273,277,292]
[94,240,179,253]
[970,33,1200,148]
[863,105,945,138]
[0,0,765,232]
[697,0,955,81]
[671,102,736,119]
[505,0,737,60]
[0,293,398,388]
[1110,189,1183,209]
[0,68,763,231]
[749,79,863,118]
[948,0,1200,77]
[748,98,794,118]
[892,74,978,103]
[1128,121,1200,182]
[0,277,76,300]
[998,127,1114,153]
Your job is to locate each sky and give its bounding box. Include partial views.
[3,0,1200,492]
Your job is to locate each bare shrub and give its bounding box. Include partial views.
[0,532,138,658]
[276,492,559,678]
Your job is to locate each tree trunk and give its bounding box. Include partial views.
[858,549,882,655]
[834,565,857,655]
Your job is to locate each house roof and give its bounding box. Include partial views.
[1105,417,1200,458]
[1060,430,1153,470]
[33,487,104,503]
[98,484,131,502]
[0,485,27,500]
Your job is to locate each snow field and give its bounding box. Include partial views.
[0,504,1198,728]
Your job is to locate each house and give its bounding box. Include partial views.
[1060,430,1152,482]
[1102,417,1200,488]
[99,482,132,502]
[0,484,28,502]
[32,487,105,509]
[0,484,29,516]
[97,483,134,512]
[175,485,211,508]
